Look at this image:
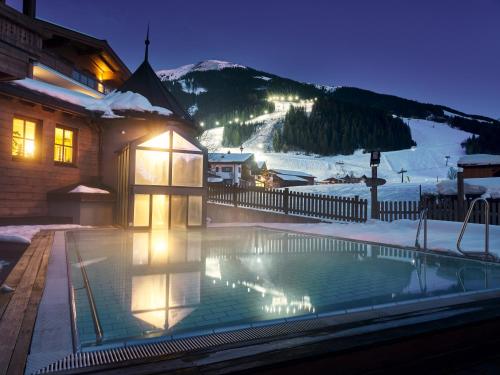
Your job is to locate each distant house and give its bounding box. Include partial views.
[321,174,367,184]
[207,171,223,185]
[208,152,256,186]
[268,169,316,188]
[254,161,268,187]
[458,154,500,178]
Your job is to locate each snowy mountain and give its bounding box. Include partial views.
[157,60,500,155]
[157,60,246,81]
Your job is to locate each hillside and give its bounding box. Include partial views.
[158,60,500,155]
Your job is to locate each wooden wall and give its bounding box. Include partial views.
[0,96,99,217]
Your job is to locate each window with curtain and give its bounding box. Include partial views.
[12,117,37,159]
[54,126,75,164]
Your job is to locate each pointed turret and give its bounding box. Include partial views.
[118,25,194,127]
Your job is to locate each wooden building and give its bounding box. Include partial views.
[458,154,500,179]
[0,1,206,228]
[208,152,256,186]
[268,169,316,188]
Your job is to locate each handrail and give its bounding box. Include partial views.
[457,197,490,258]
[75,247,104,344]
[415,208,428,250]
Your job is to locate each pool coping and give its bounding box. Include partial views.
[28,226,500,374]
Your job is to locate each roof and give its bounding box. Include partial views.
[7,78,171,118]
[256,161,267,169]
[269,169,315,178]
[208,153,254,163]
[275,174,308,182]
[119,60,194,126]
[458,154,500,167]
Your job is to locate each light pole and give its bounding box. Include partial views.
[445,155,450,166]
[240,145,244,154]
[370,151,381,219]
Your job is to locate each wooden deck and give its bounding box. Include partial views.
[0,231,54,375]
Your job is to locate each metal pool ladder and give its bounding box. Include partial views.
[457,197,490,259]
[415,208,428,250]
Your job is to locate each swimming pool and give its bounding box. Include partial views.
[66,227,500,348]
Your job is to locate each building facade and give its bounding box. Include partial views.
[0,0,206,227]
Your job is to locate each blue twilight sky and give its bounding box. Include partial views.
[7,0,500,118]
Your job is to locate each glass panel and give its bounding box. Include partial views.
[63,129,73,146]
[12,118,24,138]
[55,127,63,145]
[138,131,170,149]
[12,137,23,157]
[170,195,187,229]
[172,131,200,151]
[131,274,166,329]
[25,121,36,140]
[54,144,63,162]
[188,196,203,226]
[64,146,73,163]
[172,153,203,187]
[133,194,150,227]
[152,195,169,229]
[24,140,35,158]
[132,232,149,265]
[150,230,169,264]
[168,272,200,307]
[135,149,169,185]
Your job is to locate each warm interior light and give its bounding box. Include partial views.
[138,131,170,149]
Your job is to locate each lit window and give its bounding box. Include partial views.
[135,150,169,185]
[172,153,203,187]
[173,131,199,151]
[54,127,75,164]
[12,117,37,159]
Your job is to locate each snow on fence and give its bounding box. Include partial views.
[378,198,500,225]
[208,185,368,222]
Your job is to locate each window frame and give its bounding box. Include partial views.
[11,115,42,162]
[53,124,78,167]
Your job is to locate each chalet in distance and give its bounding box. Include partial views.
[268,168,316,188]
[0,0,206,228]
[208,152,256,186]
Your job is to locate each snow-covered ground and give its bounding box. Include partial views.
[213,220,500,257]
[0,225,86,244]
[200,105,477,200]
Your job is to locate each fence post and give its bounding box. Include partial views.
[232,184,238,207]
[283,188,289,215]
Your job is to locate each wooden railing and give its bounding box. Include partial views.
[208,185,368,222]
[378,198,500,225]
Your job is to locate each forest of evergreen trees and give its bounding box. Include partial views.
[275,98,415,155]
[222,122,262,147]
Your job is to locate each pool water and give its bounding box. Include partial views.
[66,228,500,348]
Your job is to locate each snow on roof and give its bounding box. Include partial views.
[275,174,308,182]
[256,161,267,169]
[208,152,254,163]
[269,169,315,178]
[458,154,500,166]
[69,185,110,194]
[157,60,246,81]
[12,78,172,118]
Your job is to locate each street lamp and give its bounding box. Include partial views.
[240,145,244,154]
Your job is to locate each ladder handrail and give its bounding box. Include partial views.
[415,208,428,250]
[457,197,490,257]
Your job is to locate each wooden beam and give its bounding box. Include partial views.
[0,232,54,375]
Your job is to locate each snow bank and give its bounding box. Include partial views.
[13,79,172,118]
[69,185,110,194]
[436,180,486,196]
[0,225,86,244]
[212,220,500,256]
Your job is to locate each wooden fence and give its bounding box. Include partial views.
[378,198,500,225]
[208,185,368,222]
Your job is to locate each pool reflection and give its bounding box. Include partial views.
[66,228,500,347]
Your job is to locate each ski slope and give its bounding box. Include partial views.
[200,111,474,200]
